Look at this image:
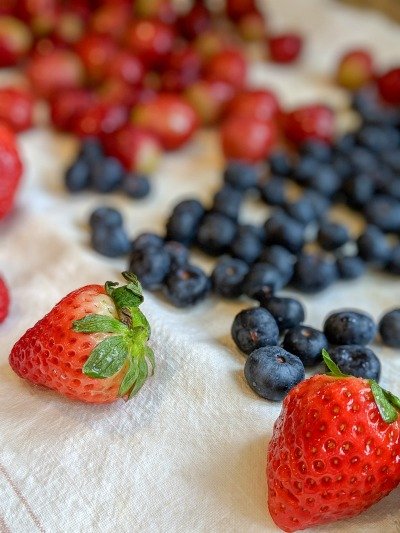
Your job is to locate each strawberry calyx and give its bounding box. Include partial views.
[323,348,400,424]
[72,272,154,398]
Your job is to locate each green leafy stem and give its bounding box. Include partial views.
[72,272,154,399]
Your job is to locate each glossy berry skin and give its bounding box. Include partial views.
[364,195,400,234]
[196,212,237,256]
[226,89,280,123]
[163,264,210,308]
[259,245,294,285]
[89,206,123,230]
[0,276,10,323]
[317,221,350,251]
[121,174,151,199]
[324,310,376,346]
[71,102,128,139]
[230,225,262,264]
[231,307,279,355]
[268,150,292,177]
[0,87,34,132]
[379,309,400,348]
[243,262,284,300]
[0,123,23,220]
[163,241,189,268]
[223,161,258,191]
[282,325,327,367]
[65,158,90,192]
[129,246,171,290]
[204,49,247,90]
[356,225,391,264]
[260,178,287,207]
[124,20,174,68]
[132,232,164,252]
[91,225,131,258]
[244,346,305,401]
[268,33,303,64]
[212,185,243,221]
[336,256,366,280]
[264,213,305,254]
[377,67,400,105]
[166,199,204,246]
[259,297,305,333]
[329,345,381,381]
[211,257,249,299]
[292,254,338,293]
[336,49,374,90]
[90,157,124,193]
[267,374,400,532]
[284,105,335,147]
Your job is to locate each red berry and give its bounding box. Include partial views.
[134,0,177,25]
[105,50,145,87]
[124,20,174,68]
[0,87,34,132]
[336,49,374,90]
[74,34,117,83]
[0,123,23,220]
[0,16,32,67]
[284,104,334,146]
[193,30,227,61]
[0,276,9,323]
[161,45,202,92]
[226,89,280,122]
[226,0,257,21]
[177,1,211,41]
[97,79,140,108]
[17,0,58,37]
[53,11,84,45]
[237,11,266,42]
[205,48,247,90]
[220,116,277,162]
[49,88,94,131]
[185,80,235,126]
[377,67,400,105]
[89,3,131,39]
[70,101,128,138]
[132,94,199,150]
[268,33,303,64]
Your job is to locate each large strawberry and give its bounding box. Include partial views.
[9,273,154,404]
[267,350,400,532]
[0,122,23,220]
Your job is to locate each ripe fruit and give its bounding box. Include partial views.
[268,33,303,64]
[231,307,279,355]
[204,49,247,90]
[0,276,10,323]
[9,273,154,404]
[105,50,145,87]
[74,34,117,83]
[185,80,235,126]
[226,0,257,21]
[124,20,174,68]
[284,104,335,146]
[132,94,199,150]
[0,123,23,220]
[90,3,131,39]
[225,89,281,122]
[237,12,266,42]
[336,49,374,90]
[161,45,202,92]
[49,88,94,131]
[177,1,211,41]
[323,310,376,346]
[220,116,277,162]
[0,87,34,132]
[0,16,32,66]
[267,350,400,532]
[70,101,128,138]
[377,67,400,105]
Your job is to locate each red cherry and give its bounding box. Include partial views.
[0,16,32,67]
[226,89,280,122]
[193,30,227,61]
[336,49,374,90]
[134,0,177,25]
[284,104,335,146]
[74,34,117,83]
[205,48,247,90]
[17,0,58,36]
[132,94,199,150]
[161,45,202,92]
[97,79,140,108]
[89,3,131,39]
[177,1,211,41]
[226,0,257,21]
[70,101,128,138]
[377,67,400,105]
[124,20,174,68]
[0,87,34,132]
[49,88,94,131]
[237,11,266,42]
[185,80,236,126]
[220,116,277,162]
[268,33,303,64]
[105,50,145,87]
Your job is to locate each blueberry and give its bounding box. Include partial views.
[331,154,353,181]
[264,213,305,253]
[291,253,338,293]
[284,197,318,225]
[300,140,333,163]
[78,137,104,164]
[211,257,249,298]
[381,178,400,201]
[242,262,284,300]
[244,346,305,401]
[197,212,237,256]
[357,225,391,264]
[349,147,379,174]
[258,245,295,285]
[387,245,400,275]
[381,150,400,174]
[91,225,130,257]
[323,310,376,346]
[89,206,123,229]
[268,150,293,177]
[129,246,171,290]
[164,240,189,267]
[166,199,205,245]
[282,325,327,367]
[121,174,151,198]
[212,185,243,221]
[379,309,400,347]
[336,256,366,280]
[259,177,287,206]
[163,264,210,307]
[259,296,305,333]
[334,132,356,155]
[302,190,330,220]
[307,164,341,197]
[132,232,164,251]
[90,156,124,193]
[364,195,400,233]
[231,307,279,355]
[357,125,400,153]
[317,221,350,251]
[65,158,90,192]
[230,224,262,264]
[342,174,375,208]
[292,156,320,185]
[329,345,381,380]
[223,161,258,191]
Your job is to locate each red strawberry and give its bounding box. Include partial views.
[268,33,303,64]
[0,123,23,220]
[377,67,400,105]
[205,48,247,90]
[225,89,281,122]
[124,20,174,69]
[0,16,32,67]
[0,87,34,132]
[336,49,374,91]
[49,88,94,131]
[283,104,334,146]
[9,273,154,404]
[0,276,10,323]
[268,350,400,532]
[132,94,199,150]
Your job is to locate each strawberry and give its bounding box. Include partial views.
[0,122,23,220]
[336,49,374,91]
[0,87,34,132]
[283,104,335,146]
[268,350,400,532]
[377,67,400,105]
[0,276,10,323]
[9,273,154,404]
[49,88,94,131]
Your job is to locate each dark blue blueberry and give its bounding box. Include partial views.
[381,150,400,174]
[349,147,379,174]
[212,185,243,221]
[342,173,375,208]
[334,132,356,155]
[259,177,287,206]
[91,225,130,258]
[381,178,400,201]
[331,154,353,181]
[356,225,391,264]
[291,253,338,293]
[282,325,327,367]
[211,257,249,298]
[292,156,320,185]
[364,195,400,233]
[259,296,305,333]
[90,156,124,193]
[197,212,237,256]
[163,240,189,267]
[121,174,151,198]
[300,139,333,163]
[351,87,396,125]
[268,150,293,176]
[328,345,381,380]
[357,125,400,153]
[317,221,350,251]
[336,256,366,280]
[307,164,341,197]
[243,262,284,300]
[264,213,305,254]
[166,199,205,245]
[89,206,123,229]
[379,309,400,347]
[129,245,171,290]
[302,190,330,220]
[323,310,376,345]
[65,158,90,192]
[231,307,279,355]
[78,137,104,164]
[223,160,258,191]
[230,224,262,264]
[163,264,210,308]
[132,232,164,251]
[283,197,317,225]
[244,346,305,401]
[259,245,295,285]
[387,245,400,275]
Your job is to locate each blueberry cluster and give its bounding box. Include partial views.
[65,138,151,199]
